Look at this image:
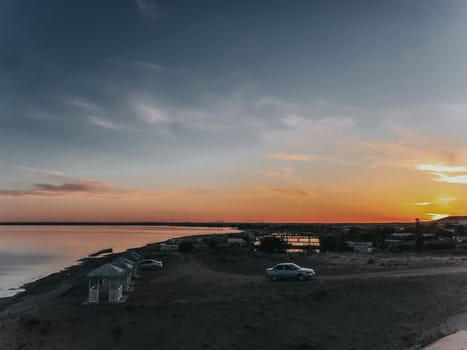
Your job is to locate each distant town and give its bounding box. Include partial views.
[4,216,467,255]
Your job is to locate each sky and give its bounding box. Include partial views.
[1,0,467,222]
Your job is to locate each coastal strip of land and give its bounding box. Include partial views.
[2,232,467,349]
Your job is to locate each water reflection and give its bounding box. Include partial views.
[0,225,238,297]
[254,233,320,253]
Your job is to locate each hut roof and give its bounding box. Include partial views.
[126,250,143,259]
[119,257,135,266]
[123,252,140,262]
[87,263,125,278]
[113,258,133,269]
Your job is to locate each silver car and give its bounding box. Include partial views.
[138,259,163,270]
[265,263,316,281]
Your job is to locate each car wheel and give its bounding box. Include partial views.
[297,274,305,281]
[271,275,277,281]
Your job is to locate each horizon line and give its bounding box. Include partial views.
[0,220,431,225]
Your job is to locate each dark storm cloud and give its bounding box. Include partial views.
[34,183,90,192]
[0,166,217,198]
[0,179,215,198]
[0,176,117,197]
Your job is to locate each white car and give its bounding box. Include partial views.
[266,263,316,281]
[138,259,163,270]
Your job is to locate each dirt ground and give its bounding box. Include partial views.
[2,249,467,349]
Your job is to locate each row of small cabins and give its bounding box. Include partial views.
[84,235,250,304]
[86,250,143,304]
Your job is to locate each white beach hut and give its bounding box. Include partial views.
[120,256,140,278]
[123,252,143,277]
[112,258,134,291]
[126,250,143,261]
[86,263,126,303]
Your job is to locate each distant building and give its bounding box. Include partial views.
[160,243,179,251]
[385,239,416,251]
[346,241,374,254]
[254,233,320,253]
[439,216,467,226]
[453,236,467,243]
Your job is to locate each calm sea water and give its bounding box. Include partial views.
[0,225,238,298]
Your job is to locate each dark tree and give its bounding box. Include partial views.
[208,237,219,249]
[258,236,287,253]
[178,240,194,253]
[320,235,338,252]
[415,218,424,252]
[348,227,362,240]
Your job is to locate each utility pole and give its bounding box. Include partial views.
[415,218,424,252]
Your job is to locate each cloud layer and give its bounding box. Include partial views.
[417,164,467,184]
[0,168,214,199]
[2,1,467,221]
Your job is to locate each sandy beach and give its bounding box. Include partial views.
[2,237,467,349]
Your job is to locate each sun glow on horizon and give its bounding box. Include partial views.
[416,164,467,173]
[416,164,467,184]
[427,213,450,221]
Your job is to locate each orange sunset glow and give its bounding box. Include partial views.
[1,156,466,222]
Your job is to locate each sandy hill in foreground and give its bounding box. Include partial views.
[2,249,467,349]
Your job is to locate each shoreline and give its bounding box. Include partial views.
[3,234,467,349]
[0,230,240,309]
[0,225,241,301]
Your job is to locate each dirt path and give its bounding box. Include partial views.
[320,266,467,281]
[186,253,467,283]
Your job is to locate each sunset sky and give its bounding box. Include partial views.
[1,0,467,222]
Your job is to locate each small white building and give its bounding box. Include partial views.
[347,242,374,254]
[120,256,140,278]
[112,258,135,291]
[86,264,126,303]
[122,253,142,278]
[453,236,467,243]
[126,250,143,261]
